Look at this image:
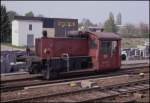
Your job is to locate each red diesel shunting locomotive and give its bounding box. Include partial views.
[28,30,121,79]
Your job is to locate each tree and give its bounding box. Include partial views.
[126,24,135,34]
[7,11,20,43]
[116,13,122,25]
[118,23,143,38]
[103,12,117,32]
[117,22,149,38]
[1,5,11,43]
[7,10,19,22]
[25,11,34,17]
[78,18,97,31]
[117,26,128,37]
[36,14,44,17]
[139,22,149,38]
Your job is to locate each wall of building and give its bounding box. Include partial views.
[43,28,55,37]
[12,20,19,46]
[54,19,78,37]
[12,20,43,46]
[42,18,54,28]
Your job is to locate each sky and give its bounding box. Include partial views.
[1,1,149,25]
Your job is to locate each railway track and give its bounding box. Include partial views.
[1,75,149,103]
[1,65,149,92]
[1,62,148,83]
[27,79,150,103]
[1,73,42,83]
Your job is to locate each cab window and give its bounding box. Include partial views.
[101,41,112,54]
[101,41,117,54]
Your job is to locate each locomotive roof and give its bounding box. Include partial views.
[89,32,121,40]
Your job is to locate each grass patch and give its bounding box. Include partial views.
[1,43,26,49]
[121,38,149,48]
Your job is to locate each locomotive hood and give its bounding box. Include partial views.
[68,30,121,40]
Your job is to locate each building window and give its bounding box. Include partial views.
[29,24,32,31]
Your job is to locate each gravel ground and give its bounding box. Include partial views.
[1,73,42,82]
[1,45,25,51]
[25,74,150,102]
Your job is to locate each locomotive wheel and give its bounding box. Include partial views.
[28,64,39,74]
[28,66,34,74]
[42,70,50,80]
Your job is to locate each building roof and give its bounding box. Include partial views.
[89,31,121,40]
[14,16,43,21]
[14,16,78,21]
[43,17,78,21]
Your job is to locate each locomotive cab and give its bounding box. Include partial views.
[88,31,121,71]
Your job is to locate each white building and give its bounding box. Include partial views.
[12,16,43,47]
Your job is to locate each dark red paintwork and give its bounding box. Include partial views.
[35,37,89,59]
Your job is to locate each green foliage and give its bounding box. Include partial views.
[1,5,11,43]
[143,32,149,38]
[116,13,122,25]
[118,23,149,38]
[122,38,149,48]
[25,11,34,17]
[7,10,19,22]
[139,22,149,38]
[103,12,117,33]
[78,18,97,31]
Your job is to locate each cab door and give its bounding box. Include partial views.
[99,40,114,71]
[88,37,99,69]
